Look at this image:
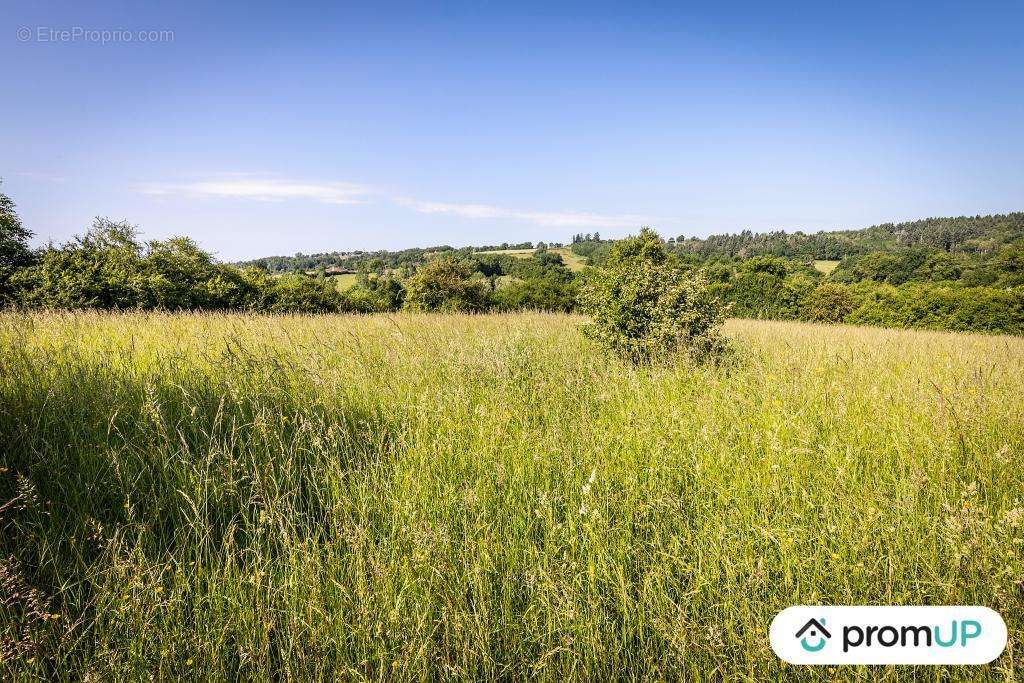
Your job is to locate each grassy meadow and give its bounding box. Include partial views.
[331,273,362,291]
[1,312,1022,680]
[477,247,588,271]
[812,260,841,275]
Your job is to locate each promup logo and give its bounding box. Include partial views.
[795,618,830,652]
[770,606,1006,665]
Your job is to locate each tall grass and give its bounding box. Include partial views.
[1,312,1022,680]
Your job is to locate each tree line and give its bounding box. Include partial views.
[672,212,1024,260]
[1,184,1022,334]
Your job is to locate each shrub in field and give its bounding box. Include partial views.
[403,257,489,312]
[335,280,403,313]
[801,282,857,323]
[145,236,240,309]
[578,228,729,364]
[11,218,154,309]
[491,276,577,312]
[533,249,564,267]
[262,273,345,313]
[361,274,406,311]
[11,219,265,311]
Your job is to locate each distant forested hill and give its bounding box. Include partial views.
[237,212,1024,274]
[239,241,544,274]
[672,212,1024,260]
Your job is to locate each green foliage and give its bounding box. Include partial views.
[13,219,153,309]
[12,219,263,311]
[569,239,611,264]
[361,275,406,311]
[991,240,1024,287]
[801,283,857,323]
[145,236,255,309]
[403,257,489,312]
[491,276,576,312]
[261,273,345,313]
[832,247,936,285]
[0,184,35,306]
[720,259,816,320]
[847,283,1024,335]
[533,249,564,267]
[739,255,791,278]
[712,256,1024,334]
[579,228,728,364]
[674,212,1024,261]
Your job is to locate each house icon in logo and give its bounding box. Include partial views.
[795,618,831,652]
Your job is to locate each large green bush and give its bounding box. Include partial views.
[403,257,489,312]
[12,219,154,309]
[11,219,264,311]
[801,283,857,323]
[491,276,576,312]
[578,228,729,364]
[261,273,345,313]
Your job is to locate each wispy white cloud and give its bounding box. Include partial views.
[395,197,648,229]
[394,198,505,220]
[140,177,371,205]
[139,175,652,229]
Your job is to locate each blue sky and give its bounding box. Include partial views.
[2,1,1022,260]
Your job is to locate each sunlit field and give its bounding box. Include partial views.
[1,312,1022,680]
[331,273,361,291]
[477,246,588,271]
[812,259,841,274]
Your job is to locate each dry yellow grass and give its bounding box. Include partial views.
[813,259,841,274]
[475,246,588,271]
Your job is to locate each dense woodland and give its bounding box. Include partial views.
[1,183,1022,333]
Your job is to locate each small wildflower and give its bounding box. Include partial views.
[581,468,597,496]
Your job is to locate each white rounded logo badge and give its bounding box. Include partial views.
[770,606,1007,665]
